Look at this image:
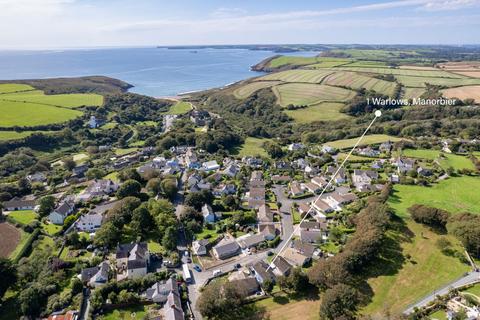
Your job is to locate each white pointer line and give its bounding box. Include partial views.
[267,110,382,271]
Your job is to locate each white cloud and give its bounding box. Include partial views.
[0,0,75,15]
[420,0,480,11]
[210,7,247,18]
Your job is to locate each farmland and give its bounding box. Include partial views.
[0,130,51,141]
[233,81,282,99]
[0,83,35,94]
[267,56,320,68]
[395,75,480,88]
[324,134,404,149]
[442,85,480,102]
[336,67,464,78]
[402,149,476,170]
[0,100,83,127]
[1,91,103,108]
[403,87,424,99]
[254,294,321,320]
[272,83,355,107]
[258,69,333,83]
[322,71,397,95]
[284,102,350,123]
[388,176,480,218]
[0,222,22,258]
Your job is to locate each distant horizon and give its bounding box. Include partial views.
[1,43,480,51]
[1,0,479,49]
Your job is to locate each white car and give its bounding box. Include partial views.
[212,269,222,277]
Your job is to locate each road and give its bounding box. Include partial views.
[77,288,91,320]
[403,271,480,314]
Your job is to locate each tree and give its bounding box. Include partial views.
[86,168,105,180]
[197,281,247,320]
[408,204,449,229]
[319,284,358,320]
[63,158,76,171]
[146,178,162,195]
[118,168,142,183]
[94,221,120,248]
[18,177,31,194]
[0,258,16,298]
[38,195,56,218]
[116,179,141,199]
[185,190,213,210]
[162,226,178,251]
[264,141,284,158]
[261,278,274,294]
[447,213,480,258]
[131,204,153,238]
[161,178,178,200]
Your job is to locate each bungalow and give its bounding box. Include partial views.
[46,310,78,320]
[72,164,88,178]
[76,212,103,233]
[282,240,315,267]
[250,170,263,181]
[312,198,334,214]
[271,256,292,277]
[242,156,263,168]
[321,145,336,154]
[356,146,380,157]
[289,182,304,197]
[49,199,75,225]
[324,192,357,211]
[417,166,433,176]
[304,182,321,194]
[213,184,236,197]
[116,242,149,280]
[76,179,119,202]
[212,238,241,260]
[257,204,273,223]
[248,187,265,209]
[81,261,110,288]
[325,166,347,184]
[237,233,267,249]
[251,260,275,284]
[192,239,209,256]
[259,224,276,240]
[311,176,329,189]
[288,143,305,151]
[2,197,36,211]
[202,204,216,223]
[202,160,220,172]
[229,278,260,296]
[379,141,393,153]
[274,161,291,170]
[185,148,200,169]
[300,221,327,243]
[223,163,240,177]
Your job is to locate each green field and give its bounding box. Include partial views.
[324,134,404,149]
[336,67,464,78]
[233,81,282,99]
[7,210,37,225]
[363,220,470,315]
[267,56,320,68]
[259,69,333,83]
[402,149,476,170]
[284,102,350,123]
[8,229,31,260]
[0,83,35,94]
[328,48,421,60]
[234,137,271,158]
[1,91,103,108]
[403,87,425,99]
[273,83,355,107]
[0,130,51,141]
[42,222,62,235]
[395,75,480,88]
[114,147,138,156]
[305,57,353,69]
[341,60,389,67]
[254,294,321,320]
[388,176,480,218]
[0,100,83,127]
[165,101,192,115]
[323,71,397,95]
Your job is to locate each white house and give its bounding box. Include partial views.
[76,212,103,232]
[49,199,75,225]
[116,242,149,280]
[202,204,216,223]
[202,160,220,172]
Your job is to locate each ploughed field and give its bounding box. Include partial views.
[0,222,21,258]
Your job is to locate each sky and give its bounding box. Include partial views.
[0,0,479,49]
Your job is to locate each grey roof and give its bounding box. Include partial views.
[164,305,184,320]
[252,260,275,282]
[54,201,74,216]
[3,197,36,208]
[293,240,315,257]
[238,233,266,248]
[273,256,292,275]
[213,240,240,258]
[81,266,100,282]
[127,259,146,270]
[230,278,260,295]
[116,242,148,260]
[257,204,273,223]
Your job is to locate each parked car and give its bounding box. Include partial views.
[212,269,222,277]
[193,264,202,272]
[234,263,241,270]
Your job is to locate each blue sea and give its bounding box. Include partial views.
[0,47,318,97]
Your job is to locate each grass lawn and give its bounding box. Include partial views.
[195,228,219,242]
[292,208,301,224]
[324,134,405,150]
[0,100,83,127]
[147,240,165,254]
[463,283,480,297]
[233,137,271,158]
[233,81,282,99]
[1,91,103,108]
[35,235,56,251]
[0,83,34,94]
[7,210,37,225]
[98,305,147,320]
[103,171,120,182]
[114,147,138,156]
[362,220,470,316]
[429,309,447,320]
[388,176,480,218]
[165,101,192,115]
[284,102,350,123]
[100,121,118,129]
[42,222,62,235]
[254,293,321,320]
[403,149,476,171]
